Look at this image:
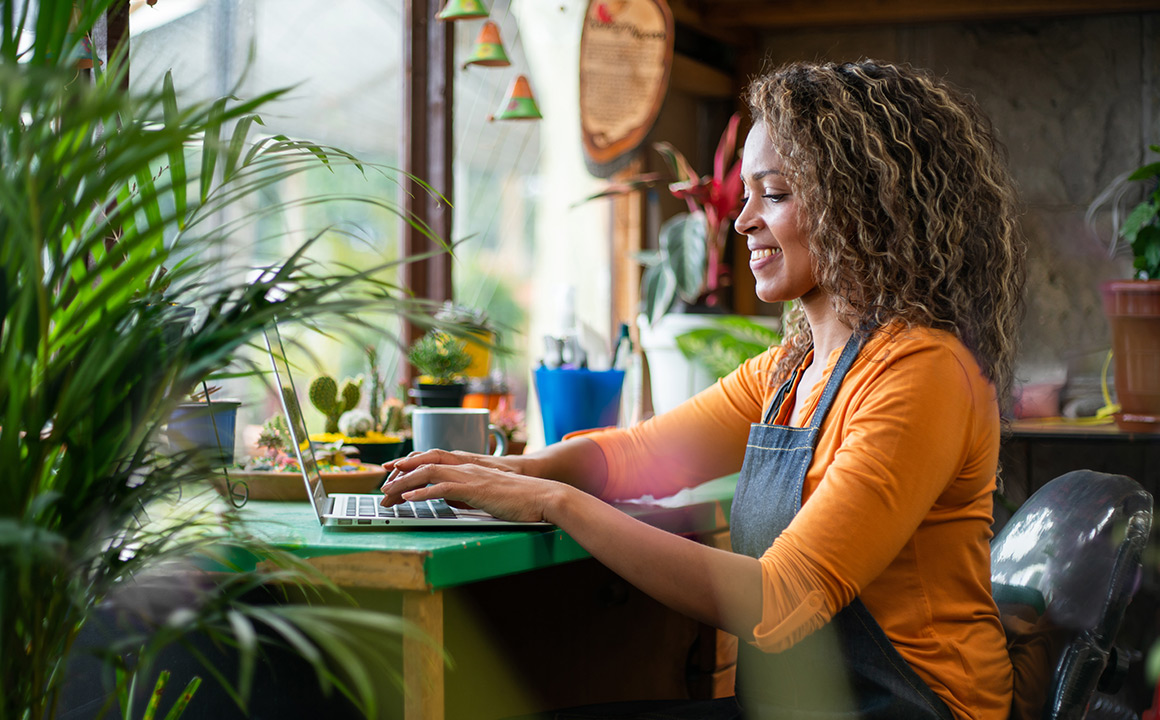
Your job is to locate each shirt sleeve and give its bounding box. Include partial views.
[751,339,986,652]
[585,349,780,500]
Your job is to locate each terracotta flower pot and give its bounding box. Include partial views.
[1100,280,1160,432]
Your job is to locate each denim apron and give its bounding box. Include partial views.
[730,332,954,720]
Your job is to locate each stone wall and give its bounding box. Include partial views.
[757,12,1160,411]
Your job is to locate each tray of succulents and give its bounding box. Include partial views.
[217,415,388,502]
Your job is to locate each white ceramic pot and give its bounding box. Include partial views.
[638,314,723,416]
[638,313,782,416]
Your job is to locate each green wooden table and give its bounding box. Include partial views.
[238,476,737,720]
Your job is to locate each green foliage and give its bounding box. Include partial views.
[408,330,472,383]
[638,214,710,324]
[366,345,388,432]
[1088,143,1160,280]
[675,315,782,380]
[1121,145,1160,280]
[255,415,292,456]
[584,114,743,320]
[0,4,446,718]
[119,669,201,720]
[309,375,363,434]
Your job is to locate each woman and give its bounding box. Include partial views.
[383,59,1025,720]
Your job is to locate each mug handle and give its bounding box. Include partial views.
[487,424,508,456]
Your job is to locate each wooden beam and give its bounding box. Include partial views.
[610,157,647,335]
[403,0,455,361]
[689,0,1160,30]
[403,590,445,720]
[670,54,735,98]
[105,0,130,92]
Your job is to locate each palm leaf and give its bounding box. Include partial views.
[1,5,446,718]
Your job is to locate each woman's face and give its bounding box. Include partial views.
[735,123,819,305]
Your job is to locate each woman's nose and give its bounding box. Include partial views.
[735,197,760,235]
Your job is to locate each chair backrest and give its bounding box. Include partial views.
[992,469,1153,720]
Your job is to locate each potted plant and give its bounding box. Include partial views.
[584,114,784,413]
[1089,144,1160,431]
[585,112,744,322]
[490,399,527,455]
[407,329,472,407]
[305,346,409,464]
[168,385,243,467]
[2,7,437,718]
[433,301,500,379]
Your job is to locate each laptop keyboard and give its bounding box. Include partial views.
[347,496,458,520]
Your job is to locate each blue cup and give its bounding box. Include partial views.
[534,367,625,445]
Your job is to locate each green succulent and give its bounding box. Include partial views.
[309,375,363,434]
[408,330,472,383]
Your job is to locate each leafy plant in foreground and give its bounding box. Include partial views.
[1,4,446,718]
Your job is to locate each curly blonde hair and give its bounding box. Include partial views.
[747,59,1026,407]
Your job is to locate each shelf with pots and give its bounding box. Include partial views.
[1089,143,1160,433]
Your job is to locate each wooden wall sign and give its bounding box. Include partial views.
[579,0,674,177]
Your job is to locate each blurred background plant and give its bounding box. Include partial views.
[583,113,744,322]
[490,400,526,443]
[309,374,364,434]
[675,315,783,380]
[0,2,447,717]
[408,329,473,384]
[1087,143,1160,280]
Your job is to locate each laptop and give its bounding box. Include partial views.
[263,323,550,529]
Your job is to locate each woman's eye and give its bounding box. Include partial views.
[763,193,789,203]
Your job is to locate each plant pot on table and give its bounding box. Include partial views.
[639,313,781,416]
[168,400,242,466]
[1101,279,1160,432]
[341,438,409,464]
[409,380,467,408]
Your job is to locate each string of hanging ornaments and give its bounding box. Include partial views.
[437,0,543,121]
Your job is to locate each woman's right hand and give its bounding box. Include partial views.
[380,436,609,499]
[383,448,531,484]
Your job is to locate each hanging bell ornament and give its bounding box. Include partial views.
[463,22,510,69]
[491,75,542,121]
[75,35,97,69]
[436,0,489,21]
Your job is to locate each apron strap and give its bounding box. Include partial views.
[761,330,872,429]
[807,330,871,431]
[762,365,803,425]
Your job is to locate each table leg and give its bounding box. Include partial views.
[403,589,444,720]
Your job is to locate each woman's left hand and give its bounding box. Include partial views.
[380,461,567,524]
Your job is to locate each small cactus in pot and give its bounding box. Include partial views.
[309,374,363,434]
[407,330,472,407]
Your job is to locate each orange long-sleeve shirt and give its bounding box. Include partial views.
[586,326,1013,720]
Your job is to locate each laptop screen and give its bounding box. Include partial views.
[263,323,329,518]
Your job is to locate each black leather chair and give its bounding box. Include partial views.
[992,470,1153,720]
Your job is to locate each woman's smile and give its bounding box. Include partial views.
[749,246,782,270]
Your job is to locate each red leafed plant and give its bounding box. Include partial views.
[584,113,744,322]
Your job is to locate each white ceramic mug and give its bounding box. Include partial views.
[411,407,507,456]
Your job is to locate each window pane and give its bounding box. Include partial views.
[451,0,540,431]
[130,0,406,450]
[452,1,611,447]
